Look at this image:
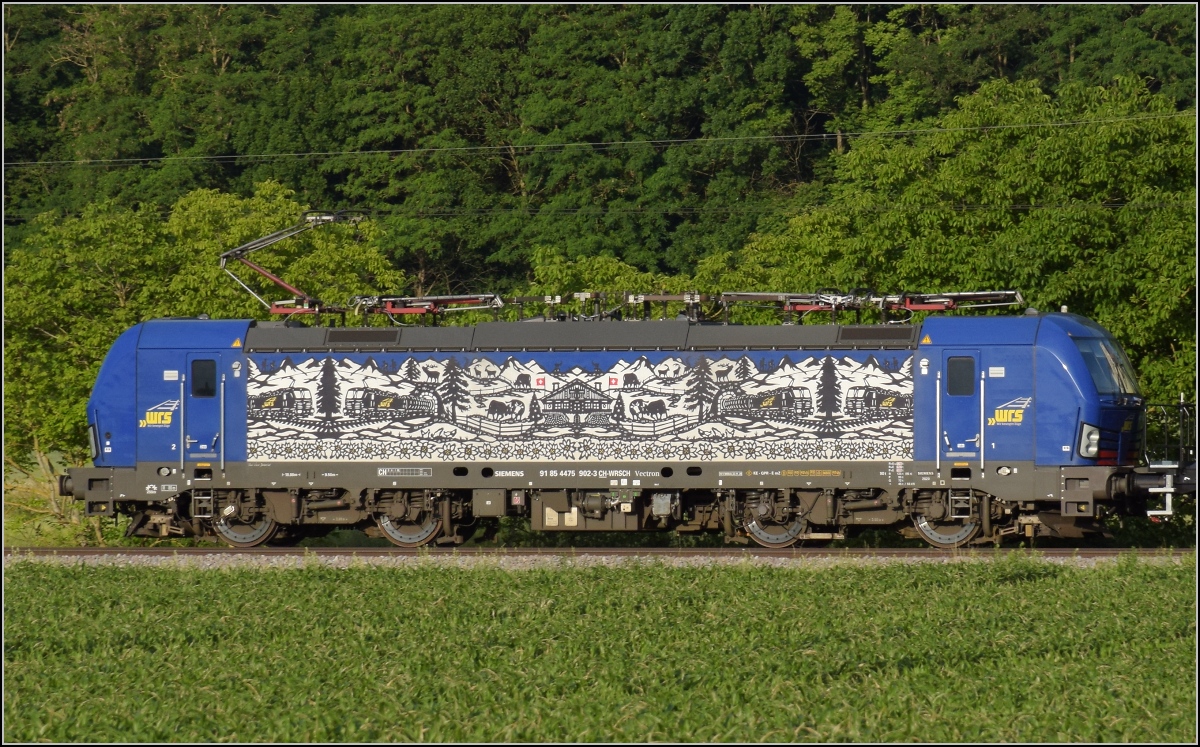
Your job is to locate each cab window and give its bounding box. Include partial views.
[1074,338,1140,396]
[947,357,975,396]
[191,360,217,397]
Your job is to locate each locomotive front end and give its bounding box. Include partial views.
[1041,314,1193,520]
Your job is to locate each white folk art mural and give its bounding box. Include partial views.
[245,351,914,462]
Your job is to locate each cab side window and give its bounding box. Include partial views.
[191,360,217,397]
[947,357,975,396]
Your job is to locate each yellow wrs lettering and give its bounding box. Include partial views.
[881,396,895,407]
[988,409,1024,426]
[761,396,775,407]
[263,396,277,408]
[142,411,172,425]
[379,397,394,408]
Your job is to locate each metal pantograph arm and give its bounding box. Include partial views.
[219,210,364,313]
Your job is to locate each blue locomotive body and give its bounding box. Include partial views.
[67,311,1186,548]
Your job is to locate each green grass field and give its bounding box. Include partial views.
[4,554,1195,742]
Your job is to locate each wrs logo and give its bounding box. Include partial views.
[988,397,1031,426]
[139,400,179,428]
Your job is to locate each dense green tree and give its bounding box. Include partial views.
[696,78,1195,401]
[5,5,816,281]
[3,7,1196,461]
[3,182,403,462]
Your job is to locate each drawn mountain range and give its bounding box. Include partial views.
[246,351,915,462]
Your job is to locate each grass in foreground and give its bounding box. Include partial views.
[4,553,1195,742]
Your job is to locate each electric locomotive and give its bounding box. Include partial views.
[62,291,1193,549]
[247,388,313,419]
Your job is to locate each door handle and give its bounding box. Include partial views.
[185,436,198,448]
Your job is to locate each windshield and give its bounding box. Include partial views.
[1073,337,1140,396]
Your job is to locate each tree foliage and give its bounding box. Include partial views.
[3,182,402,462]
[2,6,1196,461]
[696,77,1195,401]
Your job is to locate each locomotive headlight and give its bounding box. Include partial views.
[1078,424,1101,458]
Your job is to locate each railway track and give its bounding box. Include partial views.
[3,545,1191,559]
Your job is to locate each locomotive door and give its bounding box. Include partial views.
[184,354,224,468]
[940,349,982,464]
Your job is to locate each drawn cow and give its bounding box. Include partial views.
[631,399,668,420]
[487,399,526,420]
[514,373,532,389]
[622,373,639,388]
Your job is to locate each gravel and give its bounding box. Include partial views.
[3,549,1185,571]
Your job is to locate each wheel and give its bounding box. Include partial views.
[212,514,279,548]
[745,517,807,548]
[376,510,442,548]
[912,515,981,549]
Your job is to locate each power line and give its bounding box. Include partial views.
[3,112,1191,169]
[4,200,1190,223]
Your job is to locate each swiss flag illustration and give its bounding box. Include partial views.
[536,377,545,387]
[609,377,618,386]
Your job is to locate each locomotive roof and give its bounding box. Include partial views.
[239,319,920,353]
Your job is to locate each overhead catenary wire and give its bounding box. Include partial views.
[3,112,1191,169]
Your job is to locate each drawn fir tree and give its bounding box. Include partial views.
[316,357,341,420]
[404,358,421,381]
[818,356,841,420]
[683,355,719,420]
[437,358,471,423]
[736,356,753,380]
[613,393,625,422]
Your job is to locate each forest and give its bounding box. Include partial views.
[4,4,1196,464]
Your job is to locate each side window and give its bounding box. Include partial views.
[191,360,217,397]
[946,357,975,396]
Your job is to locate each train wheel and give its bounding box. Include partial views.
[376,511,442,548]
[212,514,279,548]
[912,515,980,549]
[745,517,806,548]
